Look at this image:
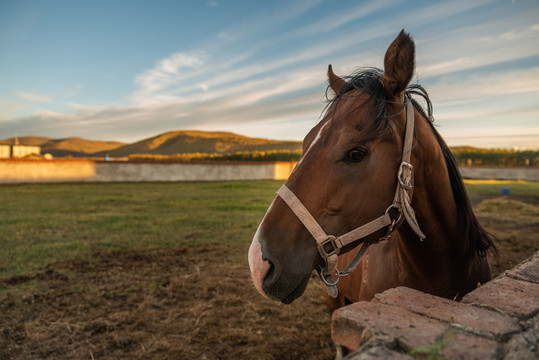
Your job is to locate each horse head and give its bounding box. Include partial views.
[248,30,419,303]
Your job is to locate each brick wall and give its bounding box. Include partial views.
[460,166,539,181]
[0,160,297,182]
[332,251,539,359]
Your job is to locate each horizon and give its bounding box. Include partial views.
[1,0,539,149]
[3,130,539,152]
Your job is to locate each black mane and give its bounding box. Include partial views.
[326,67,497,259]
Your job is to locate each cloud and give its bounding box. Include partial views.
[0,97,29,120]
[217,32,234,41]
[197,83,209,92]
[440,125,539,149]
[427,67,539,106]
[292,0,398,36]
[14,91,52,103]
[416,11,539,78]
[132,52,206,103]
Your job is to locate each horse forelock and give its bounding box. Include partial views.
[324,68,392,139]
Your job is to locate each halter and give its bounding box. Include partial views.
[276,100,425,298]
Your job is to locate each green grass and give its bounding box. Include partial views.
[1,180,537,278]
[463,180,539,198]
[0,181,283,276]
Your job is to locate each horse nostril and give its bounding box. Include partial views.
[262,258,278,286]
[265,258,274,276]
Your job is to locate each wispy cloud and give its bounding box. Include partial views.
[132,52,206,105]
[14,91,52,103]
[417,20,539,78]
[0,97,29,120]
[217,32,234,41]
[428,67,539,106]
[292,0,399,36]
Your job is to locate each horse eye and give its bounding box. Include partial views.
[345,148,367,162]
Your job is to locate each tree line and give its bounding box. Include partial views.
[128,150,303,162]
[128,148,538,166]
[451,147,539,167]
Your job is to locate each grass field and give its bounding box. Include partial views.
[0,181,279,276]
[1,180,538,277]
[464,179,539,199]
[0,180,538,359]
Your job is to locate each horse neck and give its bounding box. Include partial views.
[395,108,466,273]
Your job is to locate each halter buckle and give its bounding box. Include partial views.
[317,235,339,260]
[398,161,413,190]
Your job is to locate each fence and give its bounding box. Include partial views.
[0,160,297,183]
[1,160,538,183]
[332,251,539,359]
[459,166,539,181]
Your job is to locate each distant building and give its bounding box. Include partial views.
[0,145,10,159]
[0,138,41,159]
[11,145,41,158]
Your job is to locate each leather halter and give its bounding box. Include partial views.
[276,100,425,298]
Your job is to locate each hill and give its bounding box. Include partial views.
[0,136,125,157]
[1,131,302,158]
[95,131,302,157]
[42,138,126,157]
[0,136,52,146]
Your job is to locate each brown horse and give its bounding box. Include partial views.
[248,30,496,311]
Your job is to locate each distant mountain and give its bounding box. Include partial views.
[0,136,125,157]
[42,138,126,157]
[0,136,52,146]
[1,131,302,158]
[94,131,303,157]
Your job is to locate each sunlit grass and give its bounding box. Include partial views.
[1,180,537,277]
[463,179,539,197]
[0,181,282,276]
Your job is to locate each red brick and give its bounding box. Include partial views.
[462,276,539,320]
[346,346,413,359]
[374,287,521,341]
[504,313,539,360]
[332,302,443,351]
[332,301,502,359]
[439,330,505,360]
[505,250,539,284]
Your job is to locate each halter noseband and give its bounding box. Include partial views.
[276,100,425,298]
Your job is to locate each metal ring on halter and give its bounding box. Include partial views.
[380,219,397,241]
[385,204,403,224]
[319,268,339,286]
[382,205,403,241]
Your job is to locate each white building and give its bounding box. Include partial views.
[0,145,10,159]
[0,144,41,159]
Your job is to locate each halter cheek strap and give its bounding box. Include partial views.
[276,101,425,298]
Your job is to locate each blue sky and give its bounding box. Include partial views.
[1,0,538,148]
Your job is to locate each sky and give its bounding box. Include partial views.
[1,0,538,149]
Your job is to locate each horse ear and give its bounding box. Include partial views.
[383,30,415,100]
[328,64,347,95]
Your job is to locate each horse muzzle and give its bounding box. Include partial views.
[248,230,311,304]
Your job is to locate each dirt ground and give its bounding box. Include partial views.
[0,245,334,360]
[471,194,539,275]
[1,195,538,360]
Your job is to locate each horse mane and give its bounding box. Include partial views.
[325,67,497,260]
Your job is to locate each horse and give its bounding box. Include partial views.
[248,30,496,311]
